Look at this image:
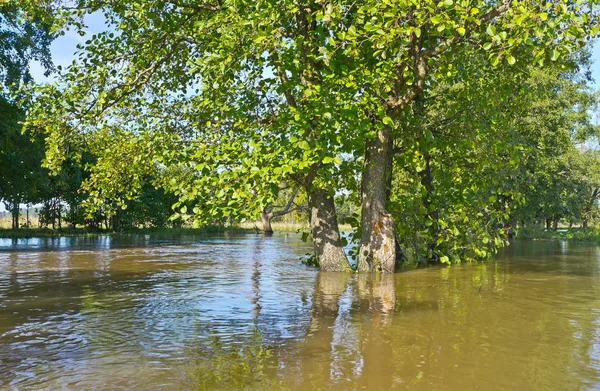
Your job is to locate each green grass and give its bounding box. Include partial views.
[0,220,353,239]
[516,227,600,243]
[0,225,257,239]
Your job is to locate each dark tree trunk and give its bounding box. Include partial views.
[307,187,349,271]
[552,219,558,231]
[11,203,19,230]
[71,206,76,229]
[358,125,396,273]
[418,152,440,260]
[260,211,274,234]
[582,189,599,229]
[504,223,513,240]
[546,219,551,230]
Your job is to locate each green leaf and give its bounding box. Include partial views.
[507,55,516,65]
[490,54,500,66]
[457,27,466,36]
[322,156,333,164]
[486,25,496,36]
[299,140,310,150]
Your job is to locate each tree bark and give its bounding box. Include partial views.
[307,187,349,271]
[11,203,19,230]
[260,211,274,234]
[358,125,396,273]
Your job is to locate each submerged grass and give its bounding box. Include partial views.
[184,330,288,391]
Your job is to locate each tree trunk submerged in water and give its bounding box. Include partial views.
[260,212,274,234]
[11,205,19,230]
[307,188,350,272]
[358,126,396,273]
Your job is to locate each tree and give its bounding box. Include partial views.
[22,0,600,270]
[338,0,600,271]
[0,1,55,229]
[507,61,599,230]
[259,186,307,234]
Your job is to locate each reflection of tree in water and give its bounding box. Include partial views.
[183,245,600,391]
[289,272,398,390]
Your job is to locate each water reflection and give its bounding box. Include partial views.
[2,237,600,390]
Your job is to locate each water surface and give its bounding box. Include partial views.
[1,235,599,390]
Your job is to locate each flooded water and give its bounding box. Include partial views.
[1,235,600,390]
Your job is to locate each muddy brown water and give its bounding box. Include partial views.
[1,235,600,390]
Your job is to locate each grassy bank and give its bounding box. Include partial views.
[516,227,600,243]
[0,226,251,239]
[0,221,338,239]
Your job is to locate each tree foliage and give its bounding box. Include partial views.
[18,0,600,268]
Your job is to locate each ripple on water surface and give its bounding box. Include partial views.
[1,236,600,390]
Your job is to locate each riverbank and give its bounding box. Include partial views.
[0,226,250,239]
[0,221,355,239]
[516,227,600,242]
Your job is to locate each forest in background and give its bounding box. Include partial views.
[1,0,600,269]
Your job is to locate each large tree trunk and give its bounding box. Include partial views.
[307,188,349,271]
[358,126,396,273]
[260,211,274,234]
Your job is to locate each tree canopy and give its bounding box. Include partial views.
[18,0,600,270]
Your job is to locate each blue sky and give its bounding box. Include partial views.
[30,13,600,89]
